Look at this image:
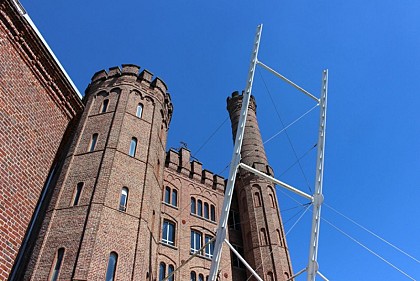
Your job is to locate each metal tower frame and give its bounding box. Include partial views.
[208,24,329,281]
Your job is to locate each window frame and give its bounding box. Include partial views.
[105,252,118,281]
[89,133,98,152]
[129,137,137,157]
[49,247,65,281]
[190,230,202,254]
[119,187,128,212]
[136,103,143,118]
[72,182,83,206]
[101,99,109,113]
[162,220,176,246]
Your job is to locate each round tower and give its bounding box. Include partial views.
[24,64,172,280]
[227,91,293,281]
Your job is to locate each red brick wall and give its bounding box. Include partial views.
[0,2,82,279]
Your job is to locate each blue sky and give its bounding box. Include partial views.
[20,0,420,280]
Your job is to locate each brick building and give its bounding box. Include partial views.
[1,1,292,280]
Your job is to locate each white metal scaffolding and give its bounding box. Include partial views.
[208,24,329,281]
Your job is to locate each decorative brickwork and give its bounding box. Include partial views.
[0,1,83,280]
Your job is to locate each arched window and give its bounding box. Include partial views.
[73,182,83,206]
[277,229,283,246]
[267,272,274,281]
[210,205,216,222]
[101,99,109,113]
[105,252,118,281]
[260,228,268,245]
[168,264,174,281]
[204,202,209,219]
[190,271,197,281]
[197,200,202,216]
[119,187,128,212]
[129,137,137,157]
[269,193,275,208]
[254,192,261,207]
[171,189,177,207]
[191,197,196,214]
[199,273,204,281]
[162,220,175,246]
[49,248,64,281]
[164,186,171,204]
[89,133,98,152]
[136,103,143,118]
[159,262,166,281]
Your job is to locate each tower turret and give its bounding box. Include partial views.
[227,91,293,281]
[24,64,172,280]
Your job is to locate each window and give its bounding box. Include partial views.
[159,262,166,281]
[136,103,143,118]
[162,220,175,246]
[73,182,83,206]
[171,189,177,206]
[159,262,175,281]
[210,205,216,222]
[105,252,118,281]
[198,274,204,281]
[163,187,177,207]
[191,197,196,214]
[164,187,171,204]
[191,271,196,281]
[89,133,98,152]
[49,248,64,281]
[260,228,268,245]
[119,187,128,212]
[269,193,275,208]
[254,191,261,207]
[197,200,202,217]
[129,137,137,157]
[203,203,209,219]
[190,230,202,254]
[101,99,109,113]
[228,210,241,231]
[231,245,245,268]
[205,235,214,258]
[267,272,274,281]
[277,229,283,246]
[168,264,174,281]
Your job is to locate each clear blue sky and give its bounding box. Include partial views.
[20,1,420,280]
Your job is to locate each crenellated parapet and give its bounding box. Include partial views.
[86,64,173,124]
[165,148,225,192]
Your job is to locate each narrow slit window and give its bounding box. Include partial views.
[73,182,83,206]
[119,187,128,212]
[191,197,196,214]
[254,192,261,207]
[105,252,118,281]
[101,99,109,113]
[210,205,216,221]
[197,200,202,217]
[136,103,143,118]
[171,189,177,207]
[260,228,268,245]
[204,203,209,219]
[168,264,174,281]
[89,133,98,152]
[49,248,64,281]
[159,262,166,281]
[129,137,137,157]
[164,186,171,204]
[269,193,275,208]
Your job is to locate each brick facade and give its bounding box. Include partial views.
[1,1,293,280]
[0,1,83,280]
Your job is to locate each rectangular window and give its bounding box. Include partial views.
[204,235,214,258]
[231,245,245,268]
[89,133,98,152]
[162,220,175,246]
[190,230,202,254]
[228,210,241,231]
[73,182,83,206]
